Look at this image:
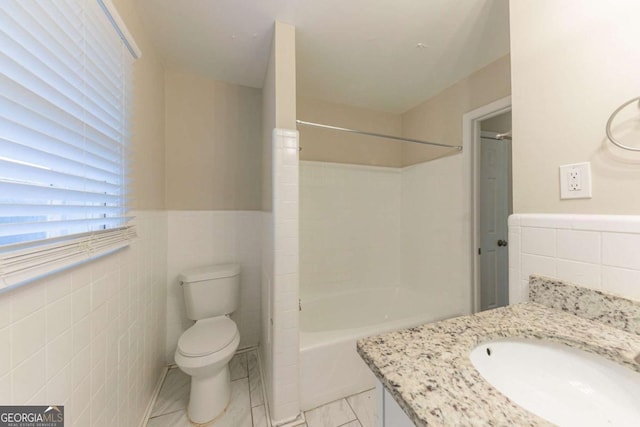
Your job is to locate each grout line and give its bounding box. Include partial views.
[253,348,273,427]
[344,396,359,425]
[335,420,361,427]
[244,351,249,380]
[236,345,259,355]
[148,407,184,420]
[140,366,170,426]
[247,351,255,409]
[250,400,255,427]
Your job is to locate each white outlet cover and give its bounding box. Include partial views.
[560,162,592,199]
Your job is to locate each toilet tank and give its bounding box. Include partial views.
[180,263,240,320]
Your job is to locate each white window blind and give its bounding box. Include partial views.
[0,0,140,289]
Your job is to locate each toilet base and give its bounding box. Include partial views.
[187,365,231,424]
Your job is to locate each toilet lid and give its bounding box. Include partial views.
[177,317,238,357]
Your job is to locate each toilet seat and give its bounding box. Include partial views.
[177,317,238,358]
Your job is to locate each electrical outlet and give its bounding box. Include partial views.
[568,169,581,191]
[560,162,592,199]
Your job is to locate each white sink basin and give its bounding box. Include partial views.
[470,338,640,426]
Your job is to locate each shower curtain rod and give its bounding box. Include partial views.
[296,120,463,150]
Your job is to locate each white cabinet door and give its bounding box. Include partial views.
[376,380,415,426]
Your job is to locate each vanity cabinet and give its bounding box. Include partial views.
[376,380,414,427]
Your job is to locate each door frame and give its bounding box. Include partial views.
[462,96,512,314]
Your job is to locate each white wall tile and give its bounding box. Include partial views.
[11,310,46,369]
[602,267,640,301]
[508,269,525,304]
[521,254,556,281]
[300,161,401,299]
[0,374,10,404]
[266,129,301,423]
[46,363,71,404]
[72,286,91,323]
[45,274,72,304]
[12,348,46,403]
[521,227,556,257]
[510,214,640,305]
[165,210,262,362]
[46,329,73,381]
[0,211,167,426]
[91,302,109,336]
[72,316,91,354]
[0,328,9,378]
[0,297,10,330]
[401,157,470,314]
[10,282,46,323]
[602,232,640,270]
[71,263,92,292]
[91,277,109,310]
[70,375,91,422]
[27,386,46,405]
[508,227,521,272]
[555,259,601,289]
[556,229,601,264]
[45,294,71,342]
[517,214,575,229]
[72,345,91,388]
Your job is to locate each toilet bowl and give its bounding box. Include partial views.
[174,264,241,424]
[175,317,240,423]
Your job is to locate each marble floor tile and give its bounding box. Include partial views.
[147,347,378,427]
[215,378,252,427]
[147,410,191,427]
[304,399,357,427]
[346,389,375,427]
[148,378,252,427]
[230,352,248,381]
[247,350,264,407]
[251,404,269,427]
[150,368,189,417]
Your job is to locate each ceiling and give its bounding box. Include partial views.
[133,0,510,113]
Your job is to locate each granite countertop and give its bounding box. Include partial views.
[357,276,640,426]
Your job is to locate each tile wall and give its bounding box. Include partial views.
[166,211,262,363]
[0,210,168,426]
[400,155,471,313]
[299,161,402,298]
[509,214,640,303]
[262,129,301,425]
[300,157,470,316]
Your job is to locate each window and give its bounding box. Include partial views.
[0,0,140,289]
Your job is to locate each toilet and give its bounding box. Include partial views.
[174,263,241,424]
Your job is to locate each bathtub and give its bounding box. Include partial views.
[299,287,462,411]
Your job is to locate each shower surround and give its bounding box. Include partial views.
[298,159,470,409]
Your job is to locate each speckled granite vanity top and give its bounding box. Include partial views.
[357,276,640,426]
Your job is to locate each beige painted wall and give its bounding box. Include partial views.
[402,55,511,166]
[297,97,403,167]
[114,0,166,210]
[510,0,640,214]
[262,32,276,212]
[164,70,262,210]
[482,110,512,133]
[262,22,297,211]
[274,22,297,130]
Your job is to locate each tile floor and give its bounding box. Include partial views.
[147,348,376,427]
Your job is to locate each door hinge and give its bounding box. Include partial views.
[478,248,482,255]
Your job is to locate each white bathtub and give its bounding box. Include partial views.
[299,287,462,411]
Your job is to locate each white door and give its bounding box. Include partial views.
[479,137,510,311]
